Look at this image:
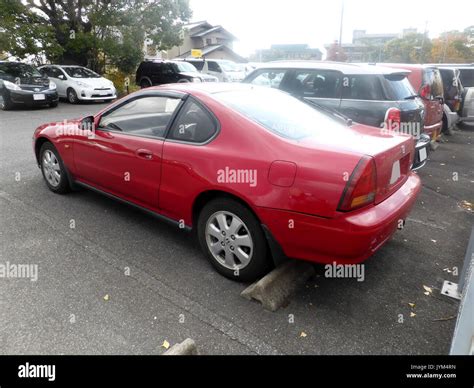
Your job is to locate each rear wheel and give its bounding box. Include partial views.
[140,79,152,89]
[40,142,71,194]
[197,198,271,282]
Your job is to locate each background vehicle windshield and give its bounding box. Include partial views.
[63,67,100,78]
[215,88,342,140]
[175,62,198,73]
[0,63,42,78]
[219,61,239,72]
[383,75,417,100]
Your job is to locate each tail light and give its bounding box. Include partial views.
[338,156,377,212]
[384,108,401,131]
[420,84,431,99]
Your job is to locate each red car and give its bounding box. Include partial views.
[33,84,421,282]
[380,64,444,143]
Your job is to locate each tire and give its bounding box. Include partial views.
[140,79,152,89]
[49,100,59,108]
[39,142,71,194]
[67,88,78,104]
[0,93,13,110]
[197,198,272,282]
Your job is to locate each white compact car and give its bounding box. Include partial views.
[38,65,117,103]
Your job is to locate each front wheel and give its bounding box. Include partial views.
[197,198,272,282]
[40,142,71,194]
[0,93,13,110]
[67,88,78,104]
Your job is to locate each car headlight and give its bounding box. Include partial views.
[4,80,21,91]
[49,81,57,90]
[192,77,202,83]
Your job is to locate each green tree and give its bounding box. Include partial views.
[0,0,191,73]
[383,33,432,64]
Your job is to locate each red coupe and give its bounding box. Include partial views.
[33,84,421,281]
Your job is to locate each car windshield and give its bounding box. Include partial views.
[63,67,100,78]
[0,62,42,78]
[219,61,239,72]
[215,88,342,140]
[175,62,198,73]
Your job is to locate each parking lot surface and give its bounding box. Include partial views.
[0,102,473,355]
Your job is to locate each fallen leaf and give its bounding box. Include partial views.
[408,303,415,308]
[103,294,110,301]
[410,312,416,317]
[459,201,473,213]
[423,285,433,293]
[424,292,431,296]
[300,332,307,338]
[431,239,437,243]
[162,340,170,349]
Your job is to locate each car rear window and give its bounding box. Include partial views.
[214,88,342,140]
[423,68,444,97]
[382,74,417,100]
[458,68,474,87]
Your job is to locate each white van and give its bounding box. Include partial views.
[179,59,246,82]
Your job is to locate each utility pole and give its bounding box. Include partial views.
[339,0,345,52]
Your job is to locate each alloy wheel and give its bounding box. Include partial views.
[42,150,61,187]
[205,211,254,270]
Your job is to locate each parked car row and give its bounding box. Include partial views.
[0,61,116,110]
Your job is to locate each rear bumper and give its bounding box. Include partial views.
[9,89,58,105]
[423,121,442,139]
[258,173,421,265]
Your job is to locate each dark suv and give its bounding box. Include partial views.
[243,61,430,169]
[0,61,58,110]
[135,60,218,88]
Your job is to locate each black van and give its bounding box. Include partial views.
[0,61,58,110]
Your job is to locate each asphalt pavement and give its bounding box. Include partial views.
[0,102,472,355]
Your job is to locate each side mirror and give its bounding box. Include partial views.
[80,115,95,132]
[58,74,65,80]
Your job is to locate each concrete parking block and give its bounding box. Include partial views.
[241,261,315,312]
[163,339,198,356]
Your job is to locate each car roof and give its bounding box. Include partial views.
[252,61,409,75]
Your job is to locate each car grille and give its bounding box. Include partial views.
[91,88,113,98]
[21,85,49,92]
[204,78,217,83]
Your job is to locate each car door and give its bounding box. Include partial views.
[422,68,444,129]
[159,97,219,222]
[73,93,183,210]
[207,61,224,81]
[280,69,343,112]
[245,68,290,89]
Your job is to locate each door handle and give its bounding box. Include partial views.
[136,149,153,160]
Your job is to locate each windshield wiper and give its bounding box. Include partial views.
[301,98,353,126]
[404,94,418,100]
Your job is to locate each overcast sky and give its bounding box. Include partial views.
[189,0,473,57]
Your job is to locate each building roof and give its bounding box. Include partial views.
[183,21,213,31]
[255,60,411,75]
[191,25,237,40]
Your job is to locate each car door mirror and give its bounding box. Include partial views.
[80,115,95,132]
[58,74,65,80]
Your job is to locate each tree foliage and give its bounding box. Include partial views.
[0,0,192,73]
[383,33,432,63]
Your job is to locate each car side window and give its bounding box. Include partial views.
[208,62,221,73]
[167,99,217,143]
[247,70,286,89]
[50,67,64,79]
[98,96,181,138]
[189,61,204,71]
[343,75,385,101]
[284,70,341,98]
